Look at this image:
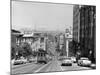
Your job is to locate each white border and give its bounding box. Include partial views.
[0,0,98,75]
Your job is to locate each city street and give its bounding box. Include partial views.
[11,57,92,75]
[34,58,92,73]
[11,62,45,74]
[11,1,96,75]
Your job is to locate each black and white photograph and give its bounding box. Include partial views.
[11,0,96,75]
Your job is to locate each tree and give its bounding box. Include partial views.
[11,45,23,59]
[72,40,79,56]
[11,47,16,59]
[11,42,33,60]
[32,51,37,57]
[55,42,60,52]
[69,41,75,56]
[22,42,33,58]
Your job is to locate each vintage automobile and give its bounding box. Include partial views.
[90,64,96,69]
[77,57,91,67]
[13,59,23,65]
[58,56,63,61]
[61,57,72,66]
[58,56,68,61]
[29,57,37,63]
[71,57,76,63]
[21,58,28,64]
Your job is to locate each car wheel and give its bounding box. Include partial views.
[78,63,81,66]
[77,63,80,66]
[80,63,83,66]
[61,64,64,66]
[44,61,47,64]
[70,64,72,66]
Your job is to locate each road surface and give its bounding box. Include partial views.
[11,58,92,75]
[11,42,92,75]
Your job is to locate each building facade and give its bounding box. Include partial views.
[73,5,80,43]
[73,5,96,62]
[80,6,96,60]
[11,29,23,46]
[59,33,66,56]
[21,32,47,52]
[65,28,73,57]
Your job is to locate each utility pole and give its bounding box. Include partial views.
[66,39,69,57]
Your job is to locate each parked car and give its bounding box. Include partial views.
[71,57,76,63]
[61,57,72,66]
[11,59,15,65]
[58,56,67,61]
[77,57,91,67]
[21,58,28,64]
[90,64,96,69]
[29,57,36,63]
[13,59,23,65]
[58,56,62,61]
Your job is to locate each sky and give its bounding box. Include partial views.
[12,1,73,32]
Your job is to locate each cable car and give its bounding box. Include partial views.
[37,48,47,64]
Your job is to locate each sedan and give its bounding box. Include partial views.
[13,59,23,65]
[77,57,91,67]
[71,57,76,63]
[21,59,28,64]
[61,57,72,66]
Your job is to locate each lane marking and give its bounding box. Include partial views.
[46,62,53,72]
[34,61,52,73]
[56,60,63,71]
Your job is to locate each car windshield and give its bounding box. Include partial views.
[64,59,71,62]
[65,58,71,60]
[80,58,88,60]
